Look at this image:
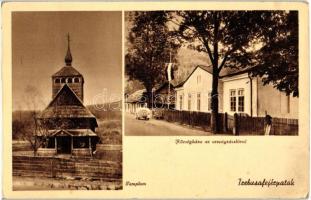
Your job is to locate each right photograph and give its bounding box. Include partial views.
[124,11,299,136]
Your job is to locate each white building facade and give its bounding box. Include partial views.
[175,66,223,113]
[175,65,298,119]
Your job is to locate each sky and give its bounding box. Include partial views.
[12,12,122,110]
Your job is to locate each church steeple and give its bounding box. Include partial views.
[65,33,72,66]
[52,33,84,101]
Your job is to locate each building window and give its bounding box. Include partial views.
[67,78,72,83]
[197,75,201,84]
[238,89,244,112]
[188,93,192,111]
[61,78,66,83]
[74,77,80,83]
[197,93,201,111]
[55,78,60,83]
[208,92,212,111]
[179,95,183,110]
[230,89,236,112]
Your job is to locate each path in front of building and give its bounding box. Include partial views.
[125,113,212,136]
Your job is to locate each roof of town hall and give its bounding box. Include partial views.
[174,65,254,88]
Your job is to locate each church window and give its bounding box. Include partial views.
[61,78,66,83]
[74,77,80,83]
[67,77,72,83]
[55,78,60,83]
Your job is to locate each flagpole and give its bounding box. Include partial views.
[168,48,171,109]
[168,81,170,109]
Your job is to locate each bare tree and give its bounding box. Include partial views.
[18,85,52,156]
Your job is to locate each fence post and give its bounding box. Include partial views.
[264,115,272,135]
[223,112,228,133]
[233,113,239,135]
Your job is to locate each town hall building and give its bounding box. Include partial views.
[174,65,298,119]
[37,35,99,157]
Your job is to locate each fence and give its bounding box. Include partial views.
[95,144,122,162]
[235,115,266,135]
[270,118,299,135]
[13,156,122,181]
[161,109,298,135]
[230,114,298,135]
[162,110,211,131]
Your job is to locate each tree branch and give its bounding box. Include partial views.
[218,53,229,72]
[218,45,240,72]
[200,36,214,64]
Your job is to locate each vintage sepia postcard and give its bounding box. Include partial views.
[2,1,309,199]
[9,11,122,191]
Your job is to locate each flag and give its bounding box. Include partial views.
[166,63,174,81]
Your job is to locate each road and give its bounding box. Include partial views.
[125,113,212,136]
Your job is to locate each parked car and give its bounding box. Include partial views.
[152,109,164,119]
[135,107,152,120]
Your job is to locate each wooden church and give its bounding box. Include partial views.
[37,35,99,157]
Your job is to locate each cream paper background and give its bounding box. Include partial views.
[2,2,309,199]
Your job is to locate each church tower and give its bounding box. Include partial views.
[52,34,84,101]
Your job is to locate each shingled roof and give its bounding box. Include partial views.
[52,66,82,77]
[39,84,96,122]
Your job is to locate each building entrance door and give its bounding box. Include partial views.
[57,136,72,154]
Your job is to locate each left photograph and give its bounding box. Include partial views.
[12,12,122,190]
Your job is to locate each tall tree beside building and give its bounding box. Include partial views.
[125,11,179,108]
[172,11,297,133]
[251,11,298,97]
